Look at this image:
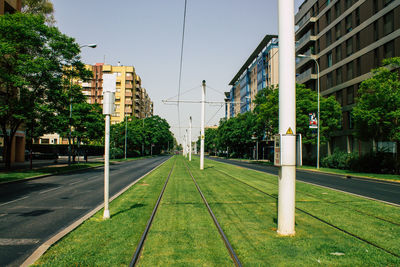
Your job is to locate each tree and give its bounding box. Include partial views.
[254,84,341,156]
[22,0,55,24]
[353,57,400,166]
[0,13,87,169]
[204,128,218,154]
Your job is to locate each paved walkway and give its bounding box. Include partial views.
[0,156,104,172]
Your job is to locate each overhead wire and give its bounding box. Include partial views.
[177,0,188,144]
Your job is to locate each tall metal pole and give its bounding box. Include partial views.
[316,61,320,169]
[124,113,127,160]
[103,114,110,219]
[200,80,206,170]
[189,116,192,161]
[278,0,296,236]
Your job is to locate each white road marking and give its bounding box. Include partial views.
[69,181,81,186]
[39,187,60,195]
[0,238,40,245]
[0,196,29,207]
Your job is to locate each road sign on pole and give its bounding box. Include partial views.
[200,80,206,170]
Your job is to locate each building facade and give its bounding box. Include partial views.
[0,0,21,15]
[295,0,400,154]
[225,35,279,118]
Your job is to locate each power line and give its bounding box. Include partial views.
[177,0,188,144]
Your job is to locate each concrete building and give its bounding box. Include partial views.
[0,0,25,164]
[225,35,279,117]
[295,0,400,154]
[0,0,21,15]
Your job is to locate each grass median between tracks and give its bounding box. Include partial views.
[34,156,400,266]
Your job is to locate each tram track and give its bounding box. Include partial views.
[211,168,400,259]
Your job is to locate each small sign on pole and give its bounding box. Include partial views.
[309,113,318,129]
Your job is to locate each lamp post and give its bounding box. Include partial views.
[124,112,127,160]
[68,43,97,166]
[297,54,320,169]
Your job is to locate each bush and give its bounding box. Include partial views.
[321,150,356,170]
[110,147,124,159]
[349,151,397,174]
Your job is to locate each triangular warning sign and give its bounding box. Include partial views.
[286,127,293,135]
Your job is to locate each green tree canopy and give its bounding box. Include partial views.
[22,0,55,24]
[353,57,400,151]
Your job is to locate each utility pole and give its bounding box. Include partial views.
[189,116,192,161]
[277,0,296,236]
[124,112,127,160]
[102,74,116,220]
[200,80,206,170]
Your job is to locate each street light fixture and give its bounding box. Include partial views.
[68,43,97,166]
[297,53,320,169]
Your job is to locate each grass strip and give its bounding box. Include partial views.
[137,156,233,266]
[33,157,175,266]
[188,157,400,266]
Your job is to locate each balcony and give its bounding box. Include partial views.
[296,11,317,36]
[125,83,133,89]
[296,68,317,84]
[296,49,317,69]
[125,99,132,105]
[125,108,132,113]
[296,30,317,52]
[82,82,91,88]
[125,91,132,97]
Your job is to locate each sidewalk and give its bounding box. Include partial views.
[0,156,104,172]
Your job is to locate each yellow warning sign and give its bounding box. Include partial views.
[286,127,294,135]
[201,135,205,140]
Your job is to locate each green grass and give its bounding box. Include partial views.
[34,157,175,266]
[299,165,400,181]
[34,155,400,266]
[0,163,103,183]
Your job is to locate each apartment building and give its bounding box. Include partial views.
[0,0,24,163]
[225,35,279,118]
[295,0,400,154]
[0,0,21,14]
[40,63,153,144]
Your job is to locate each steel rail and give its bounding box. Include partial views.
[183,160,242,267]
[129,157,176,267]
[212,168,400,259]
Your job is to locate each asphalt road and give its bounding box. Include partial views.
[0,156,171,267]
[207,157,400,206]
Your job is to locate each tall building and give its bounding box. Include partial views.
[225,35,279,117]
[295,0,400,154]
[81,63,153,124]
[0,0,21,15]
[0,0,25,163]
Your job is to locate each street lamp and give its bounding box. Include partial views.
[68,43,97,166]
[297,54,320,169]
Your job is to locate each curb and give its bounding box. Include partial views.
[21,156,172,267]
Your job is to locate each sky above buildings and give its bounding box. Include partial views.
[52,0,304,145]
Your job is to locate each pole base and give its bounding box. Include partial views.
[103,209,110,219]
[277,230,296,236]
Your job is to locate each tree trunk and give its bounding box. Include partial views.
[4,134,12,170]
[396,141,400,174]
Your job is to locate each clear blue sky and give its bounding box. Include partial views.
[52,0,304,144]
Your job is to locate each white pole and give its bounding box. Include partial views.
[316,60,320,169]
[200,80,206,170]
[124,113,127,160]
[277,0,296,236]
[103,114,110,219]
[189,116,192,161]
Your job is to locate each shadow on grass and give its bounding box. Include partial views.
[112,203,146,218]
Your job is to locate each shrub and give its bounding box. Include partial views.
[110,147,124,159]
[321,150,356,170]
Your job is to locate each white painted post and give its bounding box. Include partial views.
[102,74,116,220]
[189,116,192,161]
[277,0,296,236]
[200,80,206,170]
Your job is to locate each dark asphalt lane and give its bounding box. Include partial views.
[207,157,400,206]
[0,156,171,267]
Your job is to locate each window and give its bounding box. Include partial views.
[336,45,342,63]
[383,11,394,35]
[327,72,333,88]
[384,41,395,58]
[335,1,341,18]
[373,21,379,41]
[335,23,341,40]
[345,15,352,32]
[347,86,354,104]
[326,30,332,46]
[355,8,360,26]
[348,112,353,129]
[345,0,352,9]
[374,48,380,67]
[326,9,332,24]
[327,52,333,67]
[384,0,394,7]
[373,0,378,14]
[347,61,353,80]
[356,57,361,76]
[336,67,343,84]
[356,32,360,51]
[316,20,320,34]
[346,38,353,56]
[337,90,343,105]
